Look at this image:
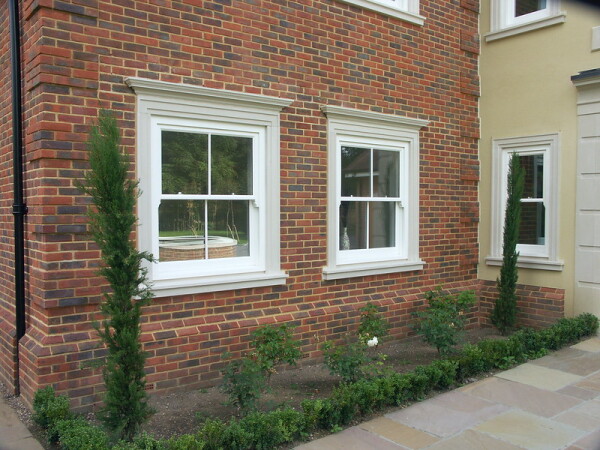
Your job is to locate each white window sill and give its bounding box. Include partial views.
[150,271,288,297]
[485,13,566,42]
[323,260,425,281]
[336,0,424,26]
[485,256,564,271]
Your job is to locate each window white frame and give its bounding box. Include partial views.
[336,0,424,26]
[126,77,292,296]
[322,105,428,280]
[487,133,563,271]
[486,0,565,42]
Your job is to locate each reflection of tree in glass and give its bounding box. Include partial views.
[211,134,252,196]
[162,131,208,194]
[160,131,252,242]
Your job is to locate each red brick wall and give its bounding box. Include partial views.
[1,0,521,410]
[478,279,565,329]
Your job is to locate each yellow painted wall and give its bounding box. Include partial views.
[479,0,600,317]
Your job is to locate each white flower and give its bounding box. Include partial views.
[367,336,378,347]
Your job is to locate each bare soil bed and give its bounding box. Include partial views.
[143,327,502,441]
[2,327,503,448]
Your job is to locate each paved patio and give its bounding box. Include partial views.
[296,337,600,450]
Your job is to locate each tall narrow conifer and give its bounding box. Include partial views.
[80,111,154,441]
[492,152,525,335]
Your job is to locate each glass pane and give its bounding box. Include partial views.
[369,202,395,248]
[519,201,545,245]
[158,200,206,262]
[162,131,208,195]
[515,0,546,17]
[211,135,253,195]
[521,154,544,199]
[340,201,367,250]
[207,200,250,258]
[341,146,371,197]
[373,149,399,197]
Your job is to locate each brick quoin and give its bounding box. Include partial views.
[0,0,563,411]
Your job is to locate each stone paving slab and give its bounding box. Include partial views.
[531,348,600,376]
[575,372,600,393]
[295,426,405,450]
[571,338,600,353]
[569,428,600,449]
[460,377,582,417]
[385,390,508,438]
[425,429,525,450]
[554,409,600,432]
[495,363,583,391]
[358,417,439,449]
[570,399,600,419]
[558,384,600,400]
[474,410,585,450]
[0,396,43,450]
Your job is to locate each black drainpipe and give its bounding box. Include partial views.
[9,0,28,396]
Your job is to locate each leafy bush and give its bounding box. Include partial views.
[220,356,266,413]
[238,408,305,449]
[357,303,388,345]
[33,386,72,430]
[55,417,109,450]
[250,323,302,378]
[322,341,370,383]
[454,344,487,381]
[220,323,303,414]
[414,288,476,355]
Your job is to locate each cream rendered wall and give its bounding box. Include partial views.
[479,0,600,317]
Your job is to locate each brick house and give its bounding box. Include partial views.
[0,0,571,411]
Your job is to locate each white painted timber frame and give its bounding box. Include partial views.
[487,133,563,271]
[336,0,424,25]
[321,105,428,280]
[126,77,292,296]
[486,0,565,42]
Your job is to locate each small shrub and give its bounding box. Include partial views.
[301,399,326,433]
[165,433,204,450]
[114,432,165,449]
[33,386,72,430]
[454,344,487,381]
[239,408,305,449]
[32,386,74,443]
[251,323,302,378]
[322,341,370,383]
[55,417,109,450]
[220,356,265,413]
[357,303,388,345]
[414,288,476,356]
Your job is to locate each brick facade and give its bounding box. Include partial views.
[478,279,565,329]
[0,0,564,411]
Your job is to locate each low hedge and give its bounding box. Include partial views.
[34,313,598,450]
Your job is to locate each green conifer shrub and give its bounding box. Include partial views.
[80,111,154,441]
[492,152,525,335]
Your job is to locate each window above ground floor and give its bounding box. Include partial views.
[486,0,565,41]
[335,0,424,25]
